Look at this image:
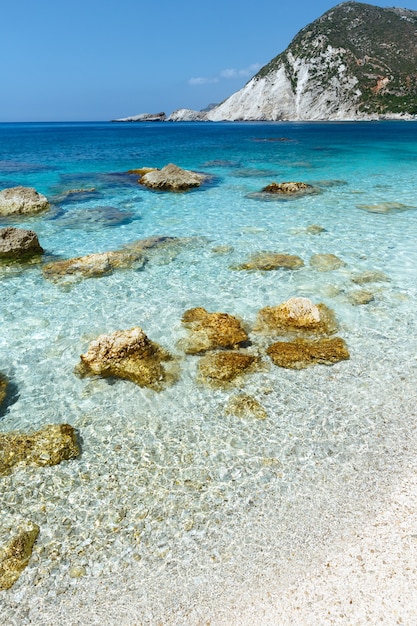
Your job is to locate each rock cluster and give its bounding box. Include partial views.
[0,424,80,476]
[0,227,44,260]
[0,521,40,590]
[0,186,50,216]
[76,327,176,390]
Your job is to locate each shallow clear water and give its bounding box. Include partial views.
[1,121,417,624]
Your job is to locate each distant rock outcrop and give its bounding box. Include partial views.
[112,112,166,122]
[206,2,417,121]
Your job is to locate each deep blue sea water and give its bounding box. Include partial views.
[1,121,417,624]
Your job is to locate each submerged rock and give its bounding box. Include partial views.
[76,327,176,390]
[356,202,414,214]
[0,424,80,476]
[0,520,40,590]
[0,227,44,259]
[198,351,259,385]
[42,249,145,282]
[0,186,50,216]
[351,270,390,284]
[225,393,268,420]
[56,206,136,230]
[310,253,345,272]
[140,163,208,191]
[181,307,248,354]
[233,251,304,271]
[306,224,327,234]
[0,374,7,408]
[267,337,349,369]
[349,289,375,305]
[255,296,337,337]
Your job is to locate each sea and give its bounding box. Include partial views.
[1,120,417,624]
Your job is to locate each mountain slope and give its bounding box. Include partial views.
[207,2,417,121]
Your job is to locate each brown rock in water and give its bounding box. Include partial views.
[198,351,259,385]
[76,327,176,390]
[349,289,375,305]
[0,520,40,590]
[233,252,304,271]
[42,249,145,282]
[0,424,80,476]
[127,167,158,177]
[261,181,315,195]
[255,297,337,337]
[351,270,390,285]
[225,393,268,420]
[0,227,44,259]
[0,374,8,408]
[181,307,248,354]
[306,224,326,234]
[140,163,207,191]
[0,186,50,216]
[267,337,349,369]
[310,253,345,272]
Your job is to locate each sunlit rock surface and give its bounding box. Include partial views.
[0,186,50,216]
[0,521,40,590]
[267,337,350,369]
[0,424,80,476]
[76,327,176,390]
[0,227,44,259]
[255,296,337,336]
[181,307,248,354]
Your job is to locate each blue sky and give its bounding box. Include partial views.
[1,0,416,121]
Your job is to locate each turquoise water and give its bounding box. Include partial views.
[1,121,417,624]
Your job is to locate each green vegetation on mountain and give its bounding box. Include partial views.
[255,1,417,115]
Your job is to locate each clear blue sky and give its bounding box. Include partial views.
[1,0,416,121]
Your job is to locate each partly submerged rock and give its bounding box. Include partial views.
[267,337,349,369]
[356,202,414,214]
[140,163,208,191]
[0,186,50,217]
[76,327,176,390]
[0,424,80,476]
[0,520,40,590]
[310,253,345,272]
[181,307,249,354]
[127,167,158,177]
[42,249,145,282]
[225,393,268,420]
[198,351,259,385]
[255,296,337,337]
[351,270,390,284]
[233,251,304,271]
[262,182,313,194]
[0,227,44,259]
